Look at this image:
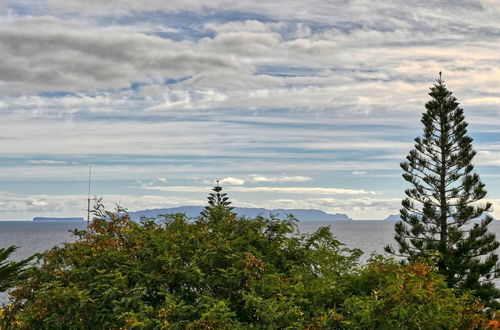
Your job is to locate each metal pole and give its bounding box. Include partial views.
[87,165,91,228]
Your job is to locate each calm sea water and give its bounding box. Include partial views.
[2,220,500,305]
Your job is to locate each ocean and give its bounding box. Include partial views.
[0,220,399,264]
[2,220,500,305]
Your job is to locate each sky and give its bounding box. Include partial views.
[1,0,500,220]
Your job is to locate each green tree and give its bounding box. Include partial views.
[0,246,32,293]
[385,73,500,306]
[343,257,485,329]
[200,181,235,221]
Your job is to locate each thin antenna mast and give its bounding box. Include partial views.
[87,165,92,227]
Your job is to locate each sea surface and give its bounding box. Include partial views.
[2,220,500,305]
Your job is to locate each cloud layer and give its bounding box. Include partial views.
[1,1,500,219]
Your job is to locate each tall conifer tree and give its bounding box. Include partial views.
[200,181,234,221]
[385,73,500,306]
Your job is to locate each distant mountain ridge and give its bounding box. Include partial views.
[128,206,353,221]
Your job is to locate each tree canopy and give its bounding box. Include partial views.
[385,74,500,307]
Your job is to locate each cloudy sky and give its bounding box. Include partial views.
[1,0,500,220]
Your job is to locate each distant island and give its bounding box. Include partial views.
[128,206,353,221]
[33,217,85,222]
[384,214,401,221]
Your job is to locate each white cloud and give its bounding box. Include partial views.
[47,0,238,15]
[200,31,281,57]
[231,187,375,195]
[138,186,209,193]
[475,150,500,166]
[26,160,67,165]
[219,177,246,185]
[352,171,367,175]
[203,20,284,34]
[249,175,312,183]
[0,16,241,94]
[141,185,374,195]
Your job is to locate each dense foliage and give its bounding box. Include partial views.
[1,203,358,328]
[0,186,488,329]
[343,257,485,329]
[386,74,500,307]
[0,246,32,293]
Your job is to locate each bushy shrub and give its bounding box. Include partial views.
[342,256,486,329]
